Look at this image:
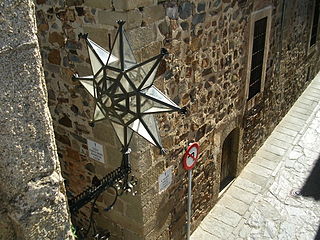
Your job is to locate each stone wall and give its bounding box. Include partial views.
[0,0,73,239]
[243,0,320,164]
[35,0,168,239]
[34,0,320,239]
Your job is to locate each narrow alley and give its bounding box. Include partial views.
[192,72,320,240]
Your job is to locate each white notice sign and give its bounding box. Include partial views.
[159,167,173,193]
[87,139,104,163]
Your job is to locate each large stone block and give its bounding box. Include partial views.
[126,24,157,50]
[104,145,123,168]
[84,0,112,9]
[0,212,17,239]
[98,9,142,29]
[102,210,144,234]
[113,0,155,11]
[126,201,144,222]
[92,121,117,145]
[82,26,111,48]
[143,4,166,24]
[139,161,165,193]
[123,228,144,240]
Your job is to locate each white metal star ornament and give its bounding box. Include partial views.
[73,21,184,151]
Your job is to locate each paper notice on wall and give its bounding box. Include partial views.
[159,167,173,193]
[87,139,104,163]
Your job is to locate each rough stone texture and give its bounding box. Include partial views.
[83,0,112,9]
[113,0,155,11]
[34,0,320,240]
[0,0,73,239]
[191,72,320,240]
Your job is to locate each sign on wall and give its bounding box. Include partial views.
[87,139,104,163]
[159,167,173,193]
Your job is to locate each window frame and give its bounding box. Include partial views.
[308,0,320,53]
[245,6,272,109]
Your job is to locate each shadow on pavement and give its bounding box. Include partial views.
[299,154,320,240]
[314,226,320,240]
[300,154,320,200]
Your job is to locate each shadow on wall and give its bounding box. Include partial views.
[298,154,320,240]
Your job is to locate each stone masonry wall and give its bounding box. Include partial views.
[35,0,169,239]
[0,0,73,239]
[243,0,320,165]
[34,0,320,240]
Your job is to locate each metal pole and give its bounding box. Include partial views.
[187,169,192,240]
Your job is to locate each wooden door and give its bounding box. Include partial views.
[219,129,239,191]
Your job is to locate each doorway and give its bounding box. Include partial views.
[219,128,239,192]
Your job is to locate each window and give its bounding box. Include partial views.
[249,17,267,100]
[310,0,320,47]
[245,7,272,106]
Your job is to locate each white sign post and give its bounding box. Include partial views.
[183,143,200,240]
[87,139,104,163]
[159,167,173,193]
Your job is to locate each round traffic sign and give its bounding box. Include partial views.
[183,143,200,170]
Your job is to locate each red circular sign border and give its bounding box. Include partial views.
[183,143,200,170]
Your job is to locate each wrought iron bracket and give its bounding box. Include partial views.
[68,150,134,214]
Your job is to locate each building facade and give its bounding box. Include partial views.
[35,0,320,239]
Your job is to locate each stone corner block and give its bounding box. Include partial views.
[98,9,142,29]
[113,0,155,11]
[126,24,158,50]
[143,4,166,24]
[83,0,112,9]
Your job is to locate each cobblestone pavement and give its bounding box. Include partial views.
[191,72,320,240]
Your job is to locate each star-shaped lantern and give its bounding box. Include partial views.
[74,21,184,150]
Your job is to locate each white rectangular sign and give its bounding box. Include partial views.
[159,167,173,193]
[87,139,104,163]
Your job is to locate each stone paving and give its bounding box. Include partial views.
[191,72,320,240]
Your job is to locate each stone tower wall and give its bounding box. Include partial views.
[34,0,320,240]
[0,0,73,239]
